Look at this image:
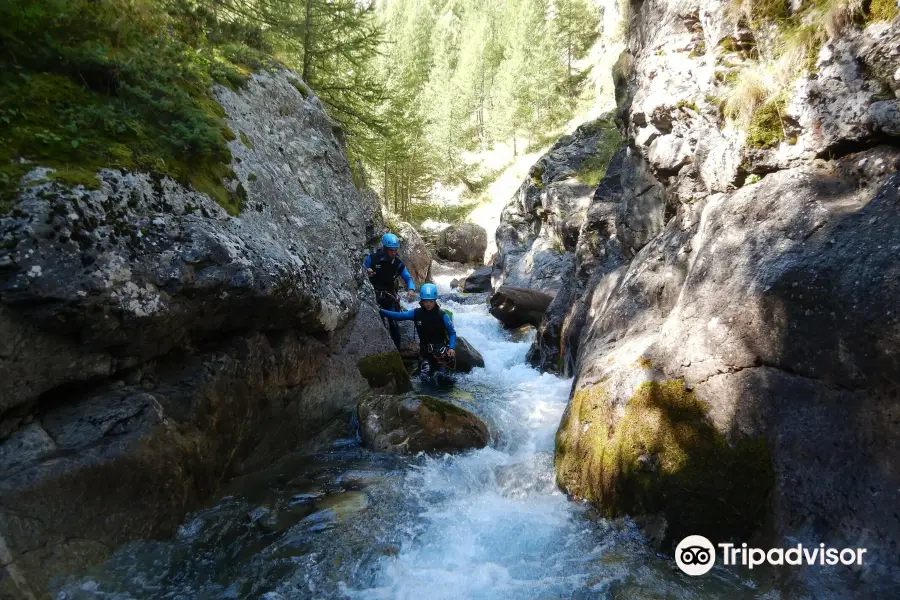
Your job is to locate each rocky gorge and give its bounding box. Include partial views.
[486,0,900,596]
[0,0,898,597]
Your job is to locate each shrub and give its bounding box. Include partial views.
[0,0,272,213]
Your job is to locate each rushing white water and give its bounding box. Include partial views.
[345,302,582,599]
[55,297,757,600]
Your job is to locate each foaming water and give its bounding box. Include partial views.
[54,299,760,600]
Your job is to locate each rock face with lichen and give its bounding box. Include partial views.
[529,0,900,595]
[494,118,622,296]
[0,69,409,598]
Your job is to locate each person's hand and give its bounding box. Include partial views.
[448,348,456,358]
[406,290,415,302]
[365,268,374,277]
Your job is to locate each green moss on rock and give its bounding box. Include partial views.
[357,352,412,393]
[746,96,787,149]
[419,395,471,419]
[556,380,773,546]
[239,130,255,149]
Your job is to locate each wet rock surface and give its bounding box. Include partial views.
[357,393,489,454]
[489,285,554,329]
[461,265,493,293]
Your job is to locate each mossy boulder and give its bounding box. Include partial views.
[555,380,773,548]
[356,352,412,393]
[357,393,489,454]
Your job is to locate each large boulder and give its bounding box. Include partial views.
[0,69,406,597]
[437,222,488,264]
[454,336,485,373]
[489,285,554,328]
[461,266,493,293]
[396,221,431,285]
[357,393,488,453]
[555,147,900,595]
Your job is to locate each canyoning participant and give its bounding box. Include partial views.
[379,283,457,387]
[365,232,416,348]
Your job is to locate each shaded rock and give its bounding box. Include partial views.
[0,68,402,596]
[556,147,900,595]
[461,266,493,293]
[437,223,488,264]
[528,148,628,375]
[493,117,621,295]
[357,393,488,454]
[489,286,553,328]
[450,278,460,289]
[454,337,485,373]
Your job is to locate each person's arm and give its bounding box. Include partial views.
[397,260,415,301]
[364,254,372,268]
[380,308,415,320]
[399,266,415,291]
[443,313,457,350]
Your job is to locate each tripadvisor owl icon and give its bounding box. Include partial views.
[675,535,716,576]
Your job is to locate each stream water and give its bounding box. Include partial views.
[55,299,764,600]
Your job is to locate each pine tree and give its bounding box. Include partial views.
[552,0,601,98]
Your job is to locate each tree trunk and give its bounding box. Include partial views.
[302,0,313,82]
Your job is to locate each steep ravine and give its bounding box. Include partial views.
[0,70,410,598]
[493,2,900,597]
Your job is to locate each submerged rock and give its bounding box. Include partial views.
[357,393,489,454]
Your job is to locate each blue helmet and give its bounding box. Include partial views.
[382,233,400,248]
[420,283,438,300]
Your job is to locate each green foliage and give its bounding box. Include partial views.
[239,131,255,149]
[731,0,791,25]
[868,0,899,21]
[746,95,787,148]
[406,199,481,227]
[370,0,599,221]
[675,99,699,112]
[575,121,623,186]
[0,0,272,213]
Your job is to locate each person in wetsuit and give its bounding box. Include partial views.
[379,283,457,385]
[365,232,416,348]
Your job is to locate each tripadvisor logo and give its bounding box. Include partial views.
[676,535,716,576]
[675,535,869,576]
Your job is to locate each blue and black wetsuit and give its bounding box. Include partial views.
[366,249,415,347]
[379,305,456,382]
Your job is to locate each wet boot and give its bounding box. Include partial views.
[419,359,433,384]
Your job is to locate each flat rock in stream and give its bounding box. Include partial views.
[358,393,488,454]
